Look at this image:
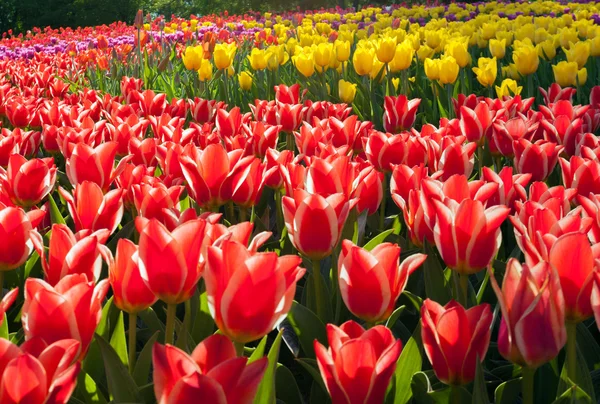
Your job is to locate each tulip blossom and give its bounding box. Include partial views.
[0,287,18,327]
[64,142,131,191]
[136,217,206,304]
[559,156,600,198]
[108,239,157,314]
[459,102,493,144]
[0,154,56,207]
[490,259,566,368]
[0,204,45,272]
[314,321,402,404]
[153,335,268,404]
[59,182,124,235]
[132,182,184,230]
[540,83,577,105]
[282,189,353,260]
[338,240,426,323]
[22,274,109,353]
[364,131,411,172]
[421,299,493,385]
[548,232,600,322]
[30,224,110,286]
[0,338,81,404]
[513,139,562,182]
[205,239,305,343]
[382,95,421,133]
[482,166,531,211]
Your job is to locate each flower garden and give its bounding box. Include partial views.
[1,1,600,403]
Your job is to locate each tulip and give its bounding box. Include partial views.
[0,154,56,208]
[30,224,110,286]
[424,58,440,81]
[65,142,129,192]
[22,274,109,354]
[552,61,587,87]
[489,259,565,369]
[421,299,493,385]
[247,48,267,71]
[153,336,268,404]
[182,46,202,71]
[513,45,539,76]
[559,156,600,198]
[292,51,315,78]
[376,36,397,64]
[338,240,426,323]
[513,139,562,181]
[389,40,414,72]
[314,42,334,71]
[459,102,493,144]
[438,55,460,85]
[353,47,374,76]
[205,239,304,343]
[0,338,81,404]
[338,79,357,104]
[382,95,421,133]
[59,182,124,235]
[563,41,590,69]
[282,189,353,261]
[496,79,523,98]
[489,38,506,59]
[0,287,17,326]
[334,40,351,62]
[213,43,236,70]
[238,71,253,91]
[0,204,44,276]
[445,39,470,67]
[473,57,497,87]
[536,40,557,61]
[540,83,577,105]
[131,182,184,230]
[274,84,301,105]
[314,321,402,404]
[197,58,213,82]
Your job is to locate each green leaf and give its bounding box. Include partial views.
[133,331,160,387]
[422,241,452,305]
[96,335,141,403]
[75,370,108,404]
[392,325,422,404]
[0,314,7,340]
[495,379,522,404]
[553,384,593,404]
[363,228,394,251]
[385,305,406,329]
[48,193,66,225]
[296,358,328,394]
[557,337,596,401]
[109,311,128,368]
[576,323,600,371]
[138,307,165,342]
[472,358,491,404]
[275,364,303,404]
[190,290,214,345]
[253,329,283,404]
[248,335,268,363]
[305,270,333,325]
[285,301,327,358]
[106,221,135,253]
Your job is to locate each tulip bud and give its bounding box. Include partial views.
[338,79,357,104]
[238,71,253,91]
[473,57,497,87]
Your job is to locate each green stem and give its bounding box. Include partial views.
[239,207,247,223]
[286,132,294,152]
[446,84,455,119]
[165,303,177,345]
[521,366,535,404]
[478,144,484,179]
[234,341,245,357]
[401,69,409,96]
[527,74,534,100]
[227,201,236,225]
[312,260,326,322]
[566,321,578,382]
[450,384,462,404]
[379,174,387,232]
[0,271,4,299]
[460,273,469,308]
[275,189,284,234]
[128,313,137,374]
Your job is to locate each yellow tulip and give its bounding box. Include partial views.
[591,36,600,57]
[417,45,435,61]
[536,40,557,60]
[563,41,590,69]
[335,40,351,62]
[314,42,334,70]
[392,77,400,92]
[473,57,497,87]
[292,50,315,77]
[370,59,386,81]
[512,44,539,76]
[438,55,459,85]
[248,48,267,71]
[338,79,357,103]
[481,23,497,40]
[496,31,514,46]
[376,36,397,64]
[424,58,440,81]
[198,59,213,82]
[502,63,520,80]
[559,28,579,48]
[238,71,253,91]
[353,47,375,76]
[389,40,414,72]
[578,68,588,86]
[425,30,443,50]
[552,61,583,87]
[182,46,202,71]
[495,78,523,98]
[445,39,470,68]
[213,43,236,70]
[489,38,506,59]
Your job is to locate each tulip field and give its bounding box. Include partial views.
[5,0,600,403]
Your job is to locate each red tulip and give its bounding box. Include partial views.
[364,131,409,172]
[282,189,353,260]
[30,224,110,286]
[22,274,109,353]
[243,121,280,158]
[0,130,19,167]
[421,299,493,385]
[352,165,384,215]
[0,154,56,207]
[275,101,304,132]
[130,89,167,117]
[559,156,600,197]
[205,239,304,343]
[220,156,267,208]
[128,137,158,167]
[435,141,477,181]
[59,182,124,235]
[215,107,243,138]
[64,142,130,191]
[0,287,18,327]
[264,149,293,190]
[540,83,576,105]
[274,83,301,104]
[108,239,157,314]
[541,116,583,157]
[490,259,566,368]
[294,123,332,157]
[190,97,225,123]
[490,116,538,157]
[0,338,81,404]
[0,204,44,271]
[132,182,184,230]
[314,320,402,404]
[459,102,493,144]
[338,240,426,322]
[136,217,206,304]
[153,335,268,404]
[481,166,531,211]
[6,101,31,128]
[383,95,421,133]
[513,139,562,182]
[549,232,600,322]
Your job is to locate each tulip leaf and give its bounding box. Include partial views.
[495,379,522,404]
[385,305,406,329]
[296,358,328,394]
[305,270,333,325]
[576,323,600,371]
[249,334,268,363]
[139,383,156,404]
[106,221,135,253]
[109,311,128,368]
[392,325,423,404]
[190,289,214,345]
[472,358,491,404]
[48,193,66,225]
[363,229,394,251]
[0,314,8,340]
[557,341,596,402]
[285,301,327,358]
[275,364,303,404]
[133,331,160,387]
[138,307,165,341]
[422,242,452,305]
[96,335,141,403]
[553,384,592,404]
[75,370,108,404]
[253,329,283,404]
